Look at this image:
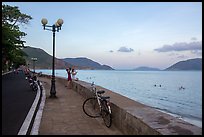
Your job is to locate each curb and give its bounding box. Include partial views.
[30,82,46,135]
[2,71,12,75]
[17,81,46,135]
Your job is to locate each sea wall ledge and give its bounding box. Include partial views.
[41,74,202,135]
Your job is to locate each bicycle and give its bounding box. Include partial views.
[82,82,112,128]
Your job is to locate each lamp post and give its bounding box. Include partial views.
[41,18,64,98]
[31,58,37,74]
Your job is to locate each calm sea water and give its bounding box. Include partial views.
[35,69,202,128]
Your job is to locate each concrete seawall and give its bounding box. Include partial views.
[41,74,202,135]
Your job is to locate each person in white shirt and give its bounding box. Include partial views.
[71,68,78,80]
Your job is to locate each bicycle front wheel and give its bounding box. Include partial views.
[82,97,101,118]
[101,100,112,128]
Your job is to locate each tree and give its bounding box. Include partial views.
[2,4,32,71]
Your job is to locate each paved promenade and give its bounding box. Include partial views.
[38,77,123,135]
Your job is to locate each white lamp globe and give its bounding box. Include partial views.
[57,19,63,25]
[55,22,59,27]
[41,18,48,25]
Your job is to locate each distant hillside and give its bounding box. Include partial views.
[63,57,114,70]
[133,66,161,71]
[164,58,202,71]
[22,46,114,70]
[22,46,74,69]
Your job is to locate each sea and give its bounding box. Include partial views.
[35,69,202,128]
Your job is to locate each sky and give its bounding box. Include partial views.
[3,2,202,69]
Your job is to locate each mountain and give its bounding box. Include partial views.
[133,66,161,71]
[22,46,114,70]
[22,46,73,69]
[62,57,114,70]
[164,58,202,71]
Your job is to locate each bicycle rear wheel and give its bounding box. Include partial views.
[83,97,101,118]
[101,100,112,128]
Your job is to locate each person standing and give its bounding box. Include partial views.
[71,68,77,81]
[66,68,72,88]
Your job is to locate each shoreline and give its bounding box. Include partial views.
[39,74,202,134]
[35,69,202,129]
[156,109,202,128]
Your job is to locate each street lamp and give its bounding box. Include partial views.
[31,58,37,74]
[41,18,64,98]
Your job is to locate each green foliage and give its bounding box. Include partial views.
[2,4,32,72]
[22,46,53,69]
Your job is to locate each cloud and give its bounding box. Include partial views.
[109,50,114,53]
[154,41,202,52]
[118,46,134,52]
[191,37,197,41]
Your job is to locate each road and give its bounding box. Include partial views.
[2,71,37,135]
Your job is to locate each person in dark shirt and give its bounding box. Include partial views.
[66,68,72,88]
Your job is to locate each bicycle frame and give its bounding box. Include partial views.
[91,84,102,111]
[83,82,112,128]
[91,83,111,114]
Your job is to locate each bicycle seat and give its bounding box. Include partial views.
[97,90,105,94]
[101,96,110,100]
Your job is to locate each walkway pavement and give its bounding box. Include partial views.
[38,77,123,135]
